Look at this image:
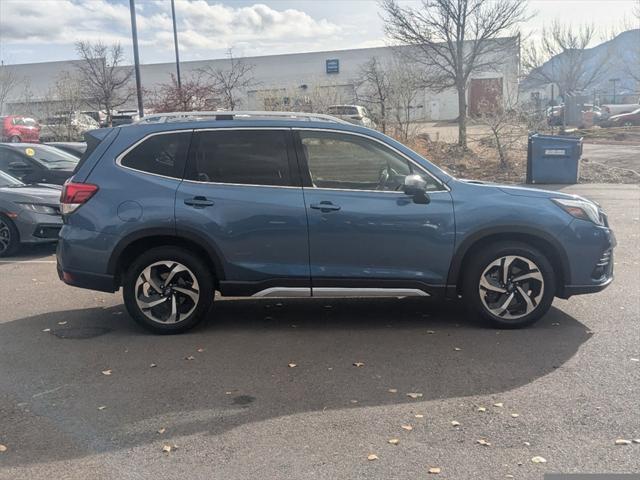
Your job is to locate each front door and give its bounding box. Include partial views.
[295,129,455,295]
[175,129,310,295]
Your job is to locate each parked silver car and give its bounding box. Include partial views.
[0,170,62,256]
[327,105,376,128]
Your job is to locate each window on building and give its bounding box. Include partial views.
[186,130,292,186]
[120,131,191,178]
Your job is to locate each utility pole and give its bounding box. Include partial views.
[129,0,144,118]
[171,0,182,91]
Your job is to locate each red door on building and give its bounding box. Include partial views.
[469,78,504,116]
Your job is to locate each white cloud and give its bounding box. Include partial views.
[0,0,343,59]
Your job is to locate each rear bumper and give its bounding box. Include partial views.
[57,262,118,293]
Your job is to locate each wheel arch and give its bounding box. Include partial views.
[107,227,225,287]
[448,227,570,297]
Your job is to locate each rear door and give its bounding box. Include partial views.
[175,128,310,295]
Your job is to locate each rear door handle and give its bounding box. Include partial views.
[184,196,214,208]
[310,201,341,212]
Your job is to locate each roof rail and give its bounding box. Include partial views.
[133,110,350,125]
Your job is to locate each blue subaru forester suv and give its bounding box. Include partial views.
[57,112,615,334]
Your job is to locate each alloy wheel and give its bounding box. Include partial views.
[478,255,544,320]
[0,219,11,255]
[134,260,200,324]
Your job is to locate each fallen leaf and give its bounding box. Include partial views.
[112,311,123,315]
[531,456,547,464]
[428,467,441,474]
[453,347,462,351]
[185,356,195,361]
[401,424,413,431]
[415,414,424,419]
[350,400,358,404]
[353,362,365,367]
[367,453,378,461]
[388,438,400,445]
[451,420,460,427]
[614,439,632,445]
[511,413,520,418]
[0,444,7,453]
[477,407,487,412]
[523,441,531,446]
[197,348,205,353]
[288,363,297,368]
[150,363,157,368]
[42,328,51,332]
[407,393,423,399]
[388,388,398,393]
[477,439,491,446]
[631,358,639,362]
[97,405,107,411]
[505,475,514,479]
[427,330,436,334]
[101,369,112,376]
[551,322,560,326]
[58,321,67,325]
[157,427,166,434]
[493,402,504,408]
[162,445,173,453]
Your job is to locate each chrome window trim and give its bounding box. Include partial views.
[294,127,451,193]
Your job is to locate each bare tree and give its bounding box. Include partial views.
[523,22,611,98]
[40,71,87,141]
[199,49,256,110]
[381,0,527,148]
[356,57,393,133]
[148,73,216,112]
[389,61,423,142]
[0,67,19,115]
[75,41,134,126]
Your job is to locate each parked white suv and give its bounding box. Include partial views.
[327,105,376,128]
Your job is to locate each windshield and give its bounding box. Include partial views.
[0,169,24,187]
[18,145,79,169]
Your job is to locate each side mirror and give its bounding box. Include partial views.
[403,174,430,204]
[8,161,32,173]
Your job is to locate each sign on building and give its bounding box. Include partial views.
[326,59,340,74]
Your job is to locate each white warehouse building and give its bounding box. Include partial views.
[1,38,519,122]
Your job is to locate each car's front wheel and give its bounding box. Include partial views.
[123,247,214,334]
[463,242,556,328]
[0,215,20,257]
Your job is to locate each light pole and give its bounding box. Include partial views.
[171,0,182,91]
[129,0,144,118]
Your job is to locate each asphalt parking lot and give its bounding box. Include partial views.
[0,184,638,480]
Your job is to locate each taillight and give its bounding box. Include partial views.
[60,180,98,214]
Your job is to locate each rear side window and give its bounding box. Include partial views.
[120,131,191,179]
[185,130,292,186]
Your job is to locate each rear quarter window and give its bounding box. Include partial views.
[120,131,191,179]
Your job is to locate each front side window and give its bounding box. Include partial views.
[120,131,191,179]
[299,131,441,192]
[185,130,292,186]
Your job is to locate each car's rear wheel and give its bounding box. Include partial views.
[123,247,214,334]
[463,242,556,328]
[0,215,20,257]
[9,135,20,143]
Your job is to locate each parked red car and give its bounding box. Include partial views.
[0,116,41,143]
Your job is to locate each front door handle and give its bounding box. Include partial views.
[184,196,214,208]
[310,201,341,212]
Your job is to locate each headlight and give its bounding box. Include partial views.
[552,198,603,225]
[18,203,58,215]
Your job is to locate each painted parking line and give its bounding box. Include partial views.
[0,260,57,264]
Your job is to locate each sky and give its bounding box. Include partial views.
[0,0,638,66]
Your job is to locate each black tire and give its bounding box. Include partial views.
[9,135,20,143]
[463,241,556,329]
[123,246,215,334]
[0,214,20,257]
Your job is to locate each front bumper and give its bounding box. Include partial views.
[15,210,62,244]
